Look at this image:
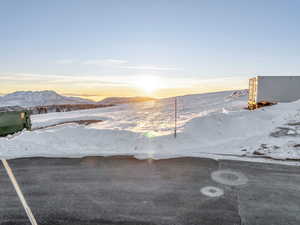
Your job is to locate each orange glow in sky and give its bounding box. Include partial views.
[0,73,249,101]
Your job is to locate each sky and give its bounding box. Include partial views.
[1,0,300,100]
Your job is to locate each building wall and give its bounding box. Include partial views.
[256,76,300,103]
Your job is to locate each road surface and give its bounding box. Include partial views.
[0,156,300,225]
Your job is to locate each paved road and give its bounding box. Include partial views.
[0,156,300,225]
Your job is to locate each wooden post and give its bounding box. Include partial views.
[174,97,177,138]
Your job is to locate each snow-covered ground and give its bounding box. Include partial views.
[31,90,247,135]
[1,90,300,164]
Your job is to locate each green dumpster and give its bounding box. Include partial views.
[0,106,31,136]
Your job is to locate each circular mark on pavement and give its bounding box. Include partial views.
[200,186,224,197]
[211,169,248,186]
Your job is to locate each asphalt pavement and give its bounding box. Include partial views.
[0,156,300,225]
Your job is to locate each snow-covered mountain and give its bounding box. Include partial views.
[0,91,158,108]
[0,90,94,107]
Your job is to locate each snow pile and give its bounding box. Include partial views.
[1,90,300,163]
[0,90,94,107]
[229,89,248,98]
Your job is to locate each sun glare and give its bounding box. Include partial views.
[134,76,161,95]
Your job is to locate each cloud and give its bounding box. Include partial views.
[0,73,134,87]
[122,65,183,71]
[82,59,128,66]
[56,59,76,64]
[55,58,183,72]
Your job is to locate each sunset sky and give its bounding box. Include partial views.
[1,0,300,100]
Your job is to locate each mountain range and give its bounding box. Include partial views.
[0,90,156,107]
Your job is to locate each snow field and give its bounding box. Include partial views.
[1,90,300,164]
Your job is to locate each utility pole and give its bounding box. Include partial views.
[174,96,177,138]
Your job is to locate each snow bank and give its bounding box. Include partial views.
[1,90,300,164]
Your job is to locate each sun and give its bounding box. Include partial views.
[134,76,161,95]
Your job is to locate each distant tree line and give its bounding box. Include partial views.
[29,104,115,115]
